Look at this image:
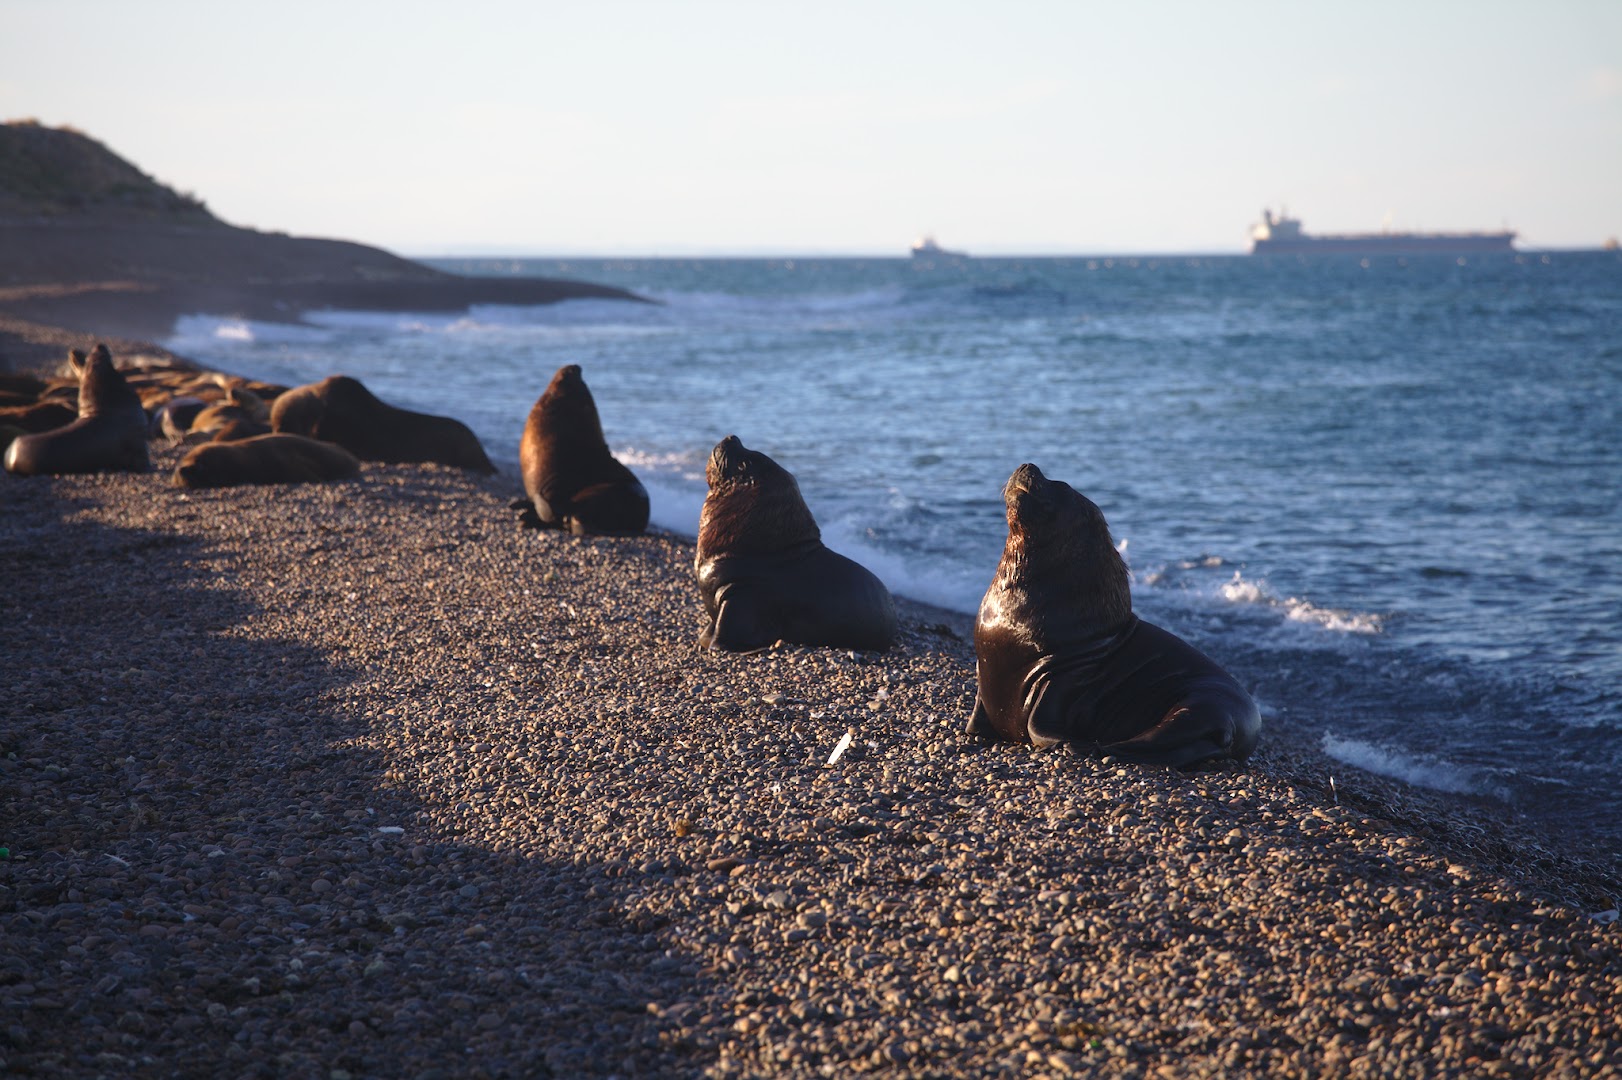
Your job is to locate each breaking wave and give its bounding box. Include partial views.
[1217,571,1384,634]
[1321,734,1496,798]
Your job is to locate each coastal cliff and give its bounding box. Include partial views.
[0,121,645,370]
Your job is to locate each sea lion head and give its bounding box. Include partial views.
[698,436,821,556]
[706,434,769,488]
[223,386,270,421]
[172,448,225,488]
[999,463,1132,629]
[322,375,380,413]
[537,365,590,403]
[77,344,143,420]
[535,364,606,440]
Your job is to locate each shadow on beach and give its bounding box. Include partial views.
[0,480,716,1077]
[4,459,1620,1077]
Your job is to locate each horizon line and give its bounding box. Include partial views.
[401,245,1602,261]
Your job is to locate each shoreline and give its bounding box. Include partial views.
[3,441,1618,1076]
[0,218,650,369]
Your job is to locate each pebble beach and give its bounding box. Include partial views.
[3,443,1619,1078]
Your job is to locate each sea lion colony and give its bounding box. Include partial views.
[4,346,1258,765]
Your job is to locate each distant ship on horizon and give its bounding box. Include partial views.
[1250,209,1516,256]
[910,235,969,264]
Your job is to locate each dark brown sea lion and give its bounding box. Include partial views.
[154,396,209,441]
[0,400,76,434]
[695,435,897,652]
[968,463,1261,766]
[186,390,271,441]
[207,418,273,443]
[172,433,361,488]
[270,375,494,472]
[0,372,48,407]
[517,364,649,535]
[3,345,150,476]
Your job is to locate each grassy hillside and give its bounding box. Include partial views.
[0,120,216,220]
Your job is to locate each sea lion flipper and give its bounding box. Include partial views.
[511,498,543,529]
[708,594,768,652]
[1100,703,1242,768]
[530,492,562,529]
[1025,675,1070,749]
[965,694,998,741]
[966,694,988,736]
[568,479,651,536]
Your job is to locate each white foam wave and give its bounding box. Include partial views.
[1218,572,1269,605]
[1218,571,1383,634]
[643,475,705,539]
[1321,734,1489,797]
[818,517,985,615]
[167,314,336,350]
[1283,597,1383,634]
[296,302,672,340]
[615,446,708,485]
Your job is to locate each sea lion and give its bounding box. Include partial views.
[695,435,897,652]
[968,463,1261,766]
[270,375,494,473]
[517,364,649,535]
[154,396,209,441]
[3,345,150,476]
[172,433,361,488]
[186,391,270,441]
[0,400,76,434]
[207,418,273,443]
[0,372,48,407]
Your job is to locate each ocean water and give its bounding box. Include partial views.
[165,252,1622,859]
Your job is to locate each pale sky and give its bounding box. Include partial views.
[3,0,1619,255]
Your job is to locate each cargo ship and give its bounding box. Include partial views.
[1250,209,1516,255]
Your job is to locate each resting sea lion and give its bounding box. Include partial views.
[517,364,649,534]
[208,418,274,443]
[186,391,270,441]
[0,373,48,407]
[172,433,361,488]
[3,345,150,476]
[270,375,494,472]
[968,463,1261,766]
[695,435,896,651]
[0,400,76,434]
[154,396,209,441]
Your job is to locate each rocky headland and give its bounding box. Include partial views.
[0,121,645,372]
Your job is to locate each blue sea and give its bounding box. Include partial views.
[166,251,1622,860]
